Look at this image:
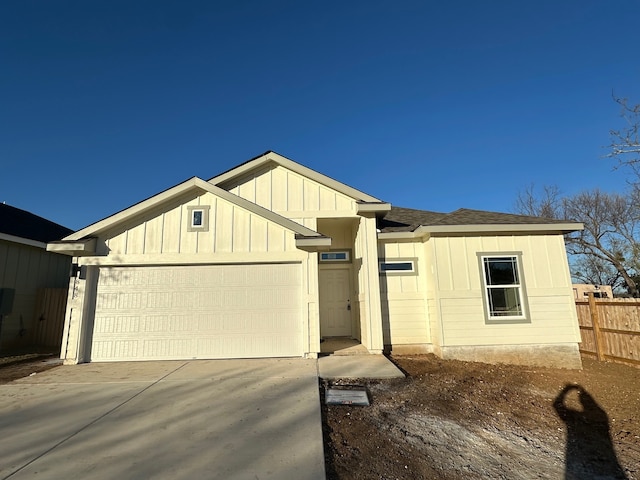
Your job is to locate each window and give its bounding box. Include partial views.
[192,210,203,227]
[186,206,210,232]
[320,251,351,263]
[480,254,528,323]
[379,259,417,275]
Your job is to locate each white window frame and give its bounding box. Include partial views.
[478,252,530,324]
[379,258,417,275]
[319,250,351,263]
[187,205,210,232]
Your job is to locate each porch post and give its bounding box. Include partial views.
[360,215,384,354]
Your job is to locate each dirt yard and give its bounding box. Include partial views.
[0,353,61,384]
[322,355,640,480]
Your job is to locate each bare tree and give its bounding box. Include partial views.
[515,184,562,219]
[571,255,622,289]
[565,190,640,296]
[515,186,640,297]
[607,96,640,177]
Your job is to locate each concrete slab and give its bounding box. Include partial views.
[12,360,185,384]
[318,355,405,379]
[0,359,325,480]
[165,358,318,381]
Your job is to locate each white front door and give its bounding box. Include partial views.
[319,268,352,337]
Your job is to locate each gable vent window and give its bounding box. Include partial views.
[379,259,417,275]
[187,206,210,232]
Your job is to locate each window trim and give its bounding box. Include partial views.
[186,205,210,232]
[379,258,418,276]
[319,250,352,263]
[477,252,530,324]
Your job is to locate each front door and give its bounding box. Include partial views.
[319,268,352,337]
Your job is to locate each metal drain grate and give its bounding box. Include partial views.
[325,387,370,406]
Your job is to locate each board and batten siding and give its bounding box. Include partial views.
[0,239,70,348]
[378,239,429,346]
[101,191,299,258]
[62,191,318,362]
[222,164,358,217]
[430,234,580,347]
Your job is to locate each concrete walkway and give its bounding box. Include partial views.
[318,354,405,379]
[0,359,325,480]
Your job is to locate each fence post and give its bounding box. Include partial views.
[588,292,605,361]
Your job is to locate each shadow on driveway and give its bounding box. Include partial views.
[0,359,325,480]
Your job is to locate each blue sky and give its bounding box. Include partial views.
[2,1,639,230]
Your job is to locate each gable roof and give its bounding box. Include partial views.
[0,203,73,246]
[209,150,384,204]
[60,177,325,243]
[378,206,583,235]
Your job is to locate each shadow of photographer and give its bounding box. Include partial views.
[553,384,627,479]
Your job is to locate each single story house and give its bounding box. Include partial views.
[0,203,72,350]
[48,151,584,368]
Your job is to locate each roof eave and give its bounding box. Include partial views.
[64,176,324,242]
[421,222,584,234]
[377,231,426,240]
[357,202,392,215]
[47,238,97,256]
[295,235,332,252]
[0,232,47,249]
[65,177,206,241]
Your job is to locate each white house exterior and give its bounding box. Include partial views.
[49,151,584,368]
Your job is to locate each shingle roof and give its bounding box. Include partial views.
[0,203,73,243]
[378,206,574,233]
[378,206,448,232]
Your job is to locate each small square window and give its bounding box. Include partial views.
[192,210,203,227]
[186,205,210,232]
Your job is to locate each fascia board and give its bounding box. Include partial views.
[64,177,323,242]
[47,238,97,256]
[377,231,425,240]
[357,202,392,214]
[420,223,584,234]
[65,177,204,241]
[0,232,46,249]
[295,235,332,250]
[210,151,383,203]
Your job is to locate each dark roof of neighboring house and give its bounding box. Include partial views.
[0,203,73,243]
[378,206,574,233]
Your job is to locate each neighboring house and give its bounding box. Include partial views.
[572,284,613,300]
[48,151,584,368]
[0,203,73,351]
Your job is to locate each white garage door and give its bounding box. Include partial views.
[90,264,302,361]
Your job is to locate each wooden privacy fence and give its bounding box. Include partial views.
[33,288,68,348]
[576,293,640,367]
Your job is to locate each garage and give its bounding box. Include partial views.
[89,263,302,361]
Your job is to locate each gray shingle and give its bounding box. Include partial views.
[378,206,574,233]
[0,203,73,243]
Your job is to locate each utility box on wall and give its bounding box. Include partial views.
[0,288,15,315]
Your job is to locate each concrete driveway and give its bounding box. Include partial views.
[0,359,325,480]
